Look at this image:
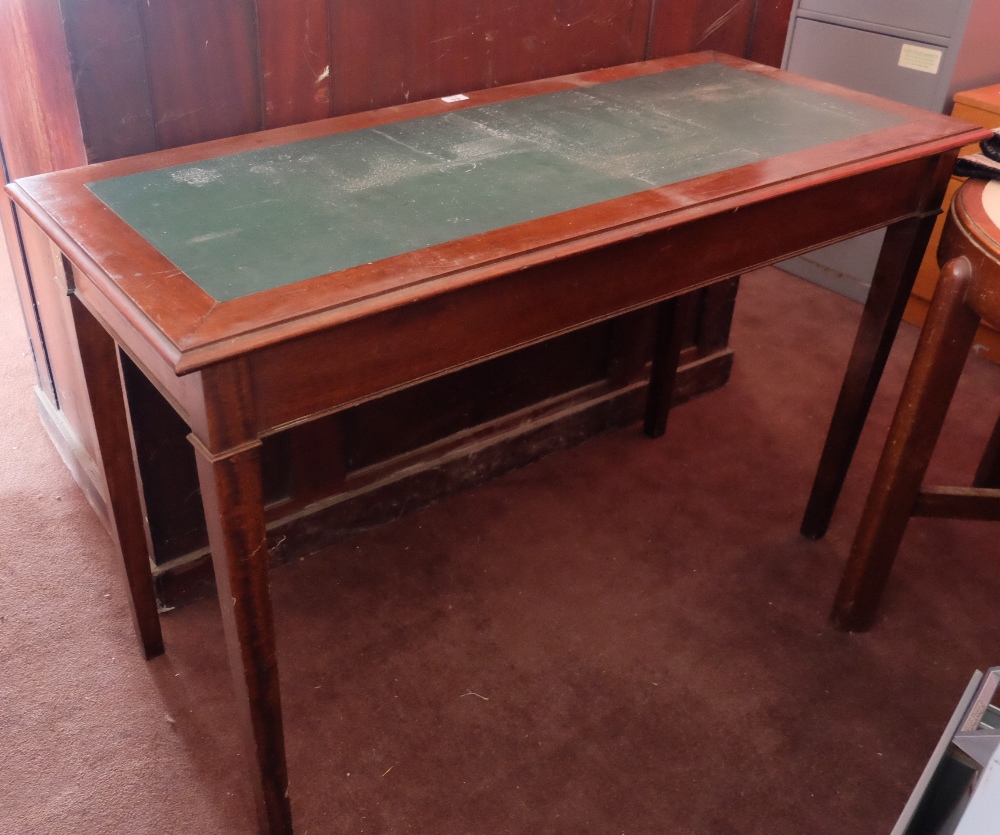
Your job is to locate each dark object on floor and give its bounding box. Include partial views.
[951,128,1000,179]
[979,127,1000,163]
[954,154,1000,180]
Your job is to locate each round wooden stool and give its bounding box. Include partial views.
[832,177,1000,631]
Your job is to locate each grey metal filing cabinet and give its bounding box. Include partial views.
[780,0,1000,301]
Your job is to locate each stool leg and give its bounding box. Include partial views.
[831,257,980,631]
[973,412,1000,488]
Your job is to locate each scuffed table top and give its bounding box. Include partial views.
[87,62,905,302]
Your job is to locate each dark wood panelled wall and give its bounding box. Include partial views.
[56,0,794,162]
[0,0,793,602]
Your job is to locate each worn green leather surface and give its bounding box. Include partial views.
[88,63,905,302]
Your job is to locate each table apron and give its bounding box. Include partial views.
[245,156,941,434]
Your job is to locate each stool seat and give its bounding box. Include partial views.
[831,178,1000,631]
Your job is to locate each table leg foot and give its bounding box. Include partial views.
[801,214,938,540]
[191,435,293,835]
[644,294,697,439]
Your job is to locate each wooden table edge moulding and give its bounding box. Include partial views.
[5,52,989,833]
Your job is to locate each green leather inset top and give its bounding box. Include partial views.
[88,63,905,302]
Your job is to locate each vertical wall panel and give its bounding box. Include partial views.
[18,221,96,444]
[0,0,86,178]
[1,144,56,402]
[747,0,794,66]
[140,0,262,149]
[328,0,654,115]
[0,0,93,441]
[60,0,158,163]
[258,0,332,129]
[647,0,757,59]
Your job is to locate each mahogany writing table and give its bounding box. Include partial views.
[6,52,988,833]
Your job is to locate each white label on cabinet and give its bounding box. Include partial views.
[441,94,470,103]
[898,44,943,74]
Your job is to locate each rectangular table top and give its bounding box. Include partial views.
[7,53,985,375]
[86,62,905,303]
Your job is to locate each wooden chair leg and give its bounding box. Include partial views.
[644,293,697,439]
[191,435,293,835]
[831,257,980,631]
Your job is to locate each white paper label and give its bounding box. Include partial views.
[441,94,470,103]
[983,180,1000,231]
[898,44,943,74]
